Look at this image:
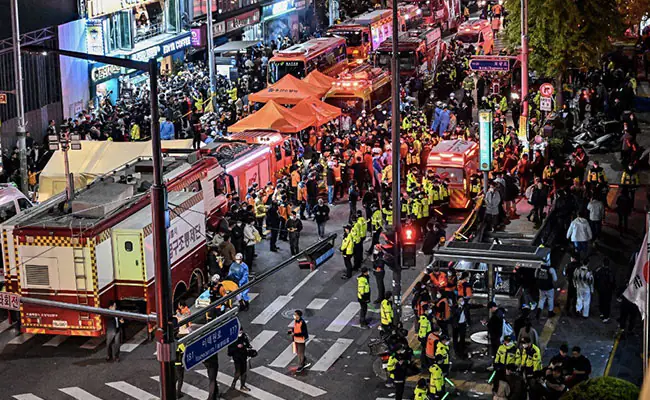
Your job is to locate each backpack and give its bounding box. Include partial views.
[536,266,554,290]
[501,320,514,343]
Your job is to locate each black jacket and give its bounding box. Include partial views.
[228,333,251,361]
[306,179,319,199]
[451,303,471,326]
[287,218,303,234]
[312,204,330,223]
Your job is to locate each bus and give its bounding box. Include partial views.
[374,27,447,78]
[323,65,391,117]
[426,139,478,208]
[327,9,393,63]
[267,37,348,84]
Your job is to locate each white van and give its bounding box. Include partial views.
[0,184,32,224]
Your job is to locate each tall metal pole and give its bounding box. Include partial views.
[520,0,529,128]
[149,59,176,400]
[10,0,29,195]
[206,0,216,94]
[390,0,402,317]
[645,213,650,376]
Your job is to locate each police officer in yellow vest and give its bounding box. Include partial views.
[175,341,186,398]
[383,203,393,226]
[357,267,371,328]
[495,334,518,369]
[429,355,445,397]
[516,337,542,377]
[587,161,606,185]
[414,378,428,400]
[380,291,394,332]
[341,225,355,279]
[470,173,482,198]
[621,165,639,186]
[435,335,451,375]
[353,211,367,270]
[417,310,432,371]
[370,205,383,252]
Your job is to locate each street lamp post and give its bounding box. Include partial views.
[390,0,402,317]
[21,45,176,400]
[520,0,529,134]
[206,0,216,93]
[9,0,29,195]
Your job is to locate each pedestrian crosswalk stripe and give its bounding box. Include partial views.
[249,330,277,351]
[251,366,326,397]
[195,369,286,400]
[80,337,105,350]
[306,298,328,310]
[44,335,69,347]
[8,333,34,345]
[12,395,43,400]
[325,302,360,332]
[106,381,159,400]
[120,327,148,353]
[311,338,353,372]
[287,269,319,296]
[268,336,315,368]
[59,387,102,400]
[151,376,207,399]
[0,319,12,334]
[252,295,292,325]
[249,292,259,302]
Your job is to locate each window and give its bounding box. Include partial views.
[213,176,227,197]
[283,140,292,157]
[105,11,133,53]
[0,202,17,223]
[25,264,49,287]
[370,82,391,109]
[17,198,32,211]
[275,146,282,161]
[125,241,134,252]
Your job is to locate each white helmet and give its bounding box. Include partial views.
[211,274,221,283]
[235,253,243,261]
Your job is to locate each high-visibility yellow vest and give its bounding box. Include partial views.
[418,315,432,339]
[414,386,428,400]
[340,234,354,255]
[356,217,368,238]
[383,208,393,225]
[372,209,383,230]
[495,342,518,366]
[621,171,639,185]
[380,299,393,325]
[429,364,444,393]
[516,344,542,371]
[357,275,370,300]
[387,355,398,378]
[421,198,430,217]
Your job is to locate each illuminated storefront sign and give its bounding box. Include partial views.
[478,110,493,171]
[190,21,226,47]
[226,9,260,33]
[263,0,295,20]
[87,0,158,18]
[90,63,122,83]
[86,19,105,55]
[130,32,192,61]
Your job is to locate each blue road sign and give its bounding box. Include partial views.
[469,58,510,72]
[183,317,240,370]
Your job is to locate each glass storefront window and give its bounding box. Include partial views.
[193,0,258,17]
[104,11,133,52]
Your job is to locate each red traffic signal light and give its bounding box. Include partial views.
[403,227,416,244]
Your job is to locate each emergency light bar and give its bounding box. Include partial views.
[224,147,271,173]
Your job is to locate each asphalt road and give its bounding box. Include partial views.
[0,200,467,400]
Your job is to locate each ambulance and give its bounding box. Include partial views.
[374,27,447,78]
[327,9,394,62]
[227,130,295,182]
[2,142,287,336]
[426,139,479,208]
[323,64,391,117]
[455,19,494,54]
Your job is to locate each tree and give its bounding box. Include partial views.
[617,0,650,30]
[560,377,639,400]
[503,0,624,104]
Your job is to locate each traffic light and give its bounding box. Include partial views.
[401,227,417,268]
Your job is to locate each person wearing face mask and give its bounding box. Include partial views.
[451,296,471,359]
[228,327,252,392]
[434,291,451,337]
[312,198,330,239]
[417,305,433,371]
[286,211,303,255]
[516,337,542,378]
[288,310,311,371]
[485,182,501,232]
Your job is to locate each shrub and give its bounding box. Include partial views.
[560,377,639,400]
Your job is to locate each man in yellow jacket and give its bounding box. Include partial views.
[341,225,355,279]
[516,337,542,377]
[357,267,371,328]
[380,291,394,332]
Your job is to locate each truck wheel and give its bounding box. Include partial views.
[188,270,204,298]
[172,283,187,307]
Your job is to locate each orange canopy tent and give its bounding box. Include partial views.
[292,97,342,126]
[303,70,335,93]
[228,100,316,133]
[248,74,326,104]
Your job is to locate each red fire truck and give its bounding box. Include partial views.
[426,139,478,209]
[327,9,394,63]
[374,27,447,78]
[1,142,290,337]
[405,0,462,31]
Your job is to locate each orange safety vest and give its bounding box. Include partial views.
[435,298,451,321]
[426,332,440,358]
[458,279,473,298]
[298,186,307,201]
[334,165,342,182]
[293,320,306,343]
[429,272,448,290]
[291,170,301,187]
[279,206,289,221]
[445,275,457,293]
[416,299,430,316]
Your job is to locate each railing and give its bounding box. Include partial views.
[134,22,165,43]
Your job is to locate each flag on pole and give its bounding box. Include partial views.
[624,231,649,320]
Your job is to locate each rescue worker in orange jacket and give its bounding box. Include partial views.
[429,265,448,294]
[424,325,443,371]
[434,292,451,337]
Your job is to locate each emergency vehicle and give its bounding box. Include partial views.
[455,19,494,55]
[327,9,394,62]
[374,27,447,78]
[323,65,391,116]
[404,0,461,30]
[398,3,423,30]
[2,142,291,336]
[227,130,295,184]
[268,37,348,84]
[426,139,478,208]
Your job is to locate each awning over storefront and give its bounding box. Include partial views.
[38,139,194,201]
[213,40,262,54]
[248,74,327,104]
[292,97,342,125]
[229,100,316,133]
[303,70,335,93]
